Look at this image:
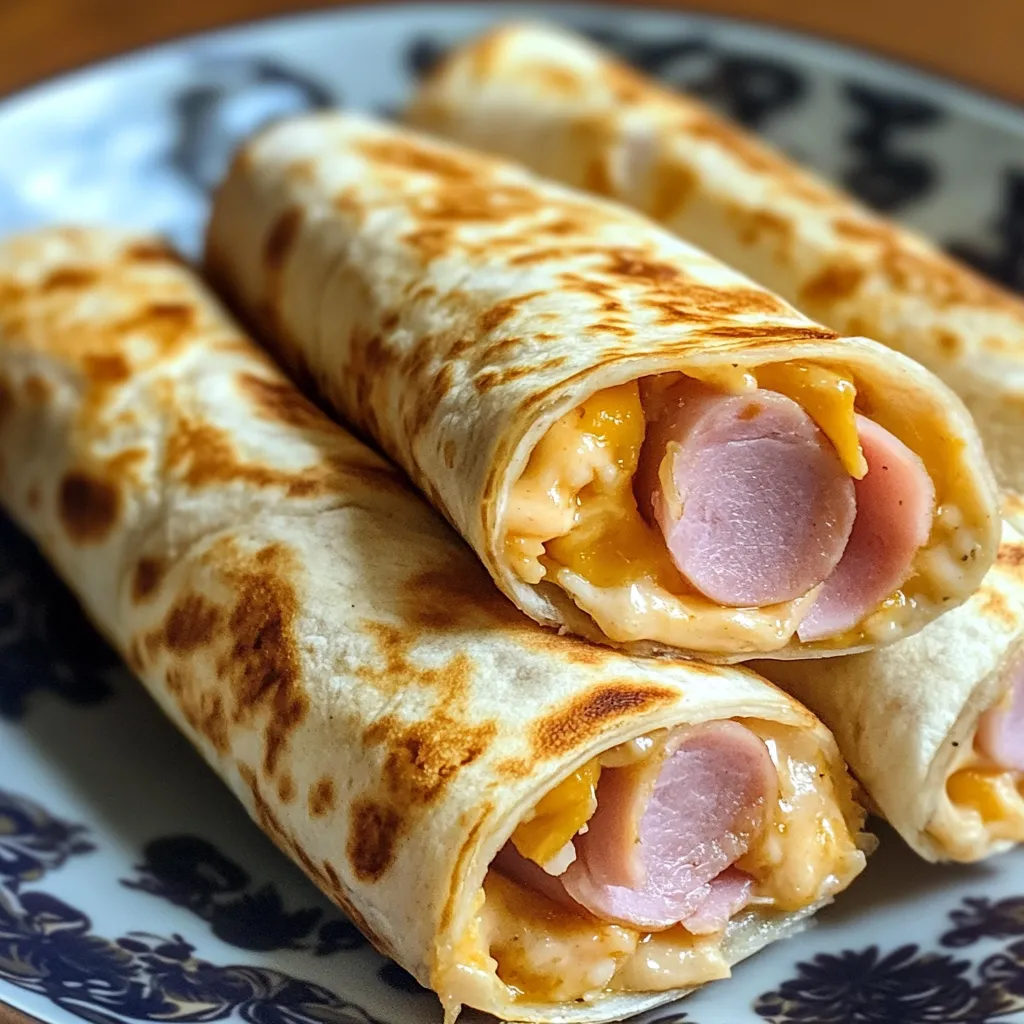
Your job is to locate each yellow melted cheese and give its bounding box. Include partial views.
[475,721,865,1006]
[512,760,601,867]
[927,702,1024,861]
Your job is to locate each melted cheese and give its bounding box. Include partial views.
[512,760,601,867]
[502,362,882,652]
[737,720,866,911]
[927,704,1024,861]
[755,362,867,478]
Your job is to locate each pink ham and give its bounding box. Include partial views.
[976,662,1024,771]
[797,415,934,641]
[636,378,856,607]
[679,868,754,935]
[559,721,776,930]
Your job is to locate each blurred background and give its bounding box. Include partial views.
[0,0,1021,103]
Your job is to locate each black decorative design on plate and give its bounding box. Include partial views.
[375,962,429,996]
[0,789,385,1024]
[123,835,365,954]
[841,83,942,213]
[169,57,335,195]
[947,170,1024,295]
[404,27,807,130]
[0,513,116,721]
[755,894,1024,1023]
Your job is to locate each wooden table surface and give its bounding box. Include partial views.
[0,0,1022,104]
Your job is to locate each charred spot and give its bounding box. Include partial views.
[381,311,400,333]
[399,567,515,631]
[649,157,698,222]
[348,798,403,882]
[132,556,168,604]
[163,593,222,653]
[277,772,297,804]
[473,357,567,394]
[734,207,794,248]
[264,207,303,273]
[23,375,53,403]
[222,544,308,779]
[26,484,40,510]
[124,240,183,265]
[479,291,543,334]
[0,375,12,426]
[238,373,326,431]
[356,137,481,181]
[531,682,676,758]
[698,324,839,344]
[442,439,457,469]
[998,543,1024,569]
[115,302,196,352]
[59,470,121,544]
[378,713,496,805]
[934,329,964,358]
[831,217,893,245]
[799,262,867,306]
[603,251,684,285]
[82,353,131,385]
[308,777,337,818]
[40,266,97,292]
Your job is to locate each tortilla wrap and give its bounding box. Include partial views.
[760,521,1024,862]
[204,111,999,663]
[0,226,868,1022]
[407,21,1024,530]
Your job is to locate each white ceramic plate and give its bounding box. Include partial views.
[2,6,1024,1023]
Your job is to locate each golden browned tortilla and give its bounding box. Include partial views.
[0,226,867,1022]
[205,111,999,663]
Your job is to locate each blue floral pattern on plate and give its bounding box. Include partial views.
[1,5,1024,1023]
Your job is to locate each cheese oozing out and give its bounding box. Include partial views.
[502,362,953,653]
[443,719,865,1009]
[928,685,1024,862]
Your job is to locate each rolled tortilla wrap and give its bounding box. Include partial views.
[407,21,1024,530]
[0,227,868,1022]
[759,520,1024,862]
[204,111,999,662]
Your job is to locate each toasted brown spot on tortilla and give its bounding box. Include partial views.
[309,777,337,818]
[125,240,183,264]
[83,353,131,384]
[371,712,496,806]
[531,682,676,759]
[700,324,839,344]
[998,543,1024,569]
[399,566,515,631]
[979,588,1018,629]
[935,328,964,357]
[358,136,481,181]
[264,206,303,273]
[800,262,866,306]
[23,374,53,403]
[164,593,222,653]
[177,686,230,757]
[41,266,97,291]
[26,484,40,510]
[443,439,457,469]
[733,207,794,249]
[132,557,167,604]
[348,798,403,881]
[473,356,566,393]
[277,772,296,804]
[479,291,544,334]
[221,542,308,780]
[0,376,12,426]
[239,373,326,431]
[649,156,698,222]
[323,862,341,889]
[59,470,120,543]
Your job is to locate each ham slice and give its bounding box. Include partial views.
[636,378,856,607]
[797,415,935,641]
[679,868,754,935]
[976,661,1024,771]
[492,722,773,934]
[560,721,775,930]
